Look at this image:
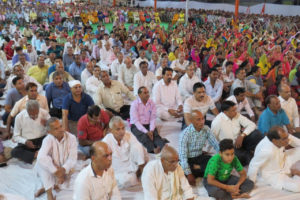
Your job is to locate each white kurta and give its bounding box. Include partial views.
[73,164,121,200]
[133,71,157,96]
[141,159,194,200]
[178,74,201,101]
[248,135,300,192]
[35,132,77,190]
[85,76,103,98]
[102,132,146,188]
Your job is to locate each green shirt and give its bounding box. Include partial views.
[204,154,243,182]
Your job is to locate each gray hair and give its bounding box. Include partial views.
[109,116,124,129]
[26,100,40,111]
[46,117,60,132]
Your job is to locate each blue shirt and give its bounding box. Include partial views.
[68,62,86,81]
[258,107,290,134]
[62,92,94,121]
[5,88,24,107]
[46,82,71,109]
[47,64,69,76]
[12,53,30,65]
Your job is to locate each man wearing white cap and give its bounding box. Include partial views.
[62,80,94,135]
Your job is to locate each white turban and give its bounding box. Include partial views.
[68,80,81,88]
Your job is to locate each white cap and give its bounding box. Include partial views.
[68,80,81,88]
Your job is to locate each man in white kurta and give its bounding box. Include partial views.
[118,56,138,91]
[85,65,102,98]
[73,141,121,200]
[152,67,183,121]
[35,118,77,200]
[102,116,147,188]
[133,61,156,96]
[142,145,195,200]
[248,126,300,192]
[178,65,200,101]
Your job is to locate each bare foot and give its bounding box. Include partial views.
[47,190,56,200]
[35,188,45,197]
[54,184,61,192]
[232,193,251,199]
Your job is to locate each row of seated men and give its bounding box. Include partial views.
[0,66,300,199]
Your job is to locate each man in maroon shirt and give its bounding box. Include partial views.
[77,105,110,157]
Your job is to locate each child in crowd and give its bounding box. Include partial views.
[203,139,254,200]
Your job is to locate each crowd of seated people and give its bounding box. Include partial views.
[0,1,300,200]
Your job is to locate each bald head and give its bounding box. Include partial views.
[278,84,291,101]
[191,110,205,131]
[161,145,178,160]
[90,141,112,171]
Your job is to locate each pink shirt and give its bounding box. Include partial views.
[130,97,156,133]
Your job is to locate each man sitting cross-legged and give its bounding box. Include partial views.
[203,139,254,200]
[179,110,220,186]
[34,118,77,200]
[130,86,168,154]
[248,126,300,193]
[103,116,147,188]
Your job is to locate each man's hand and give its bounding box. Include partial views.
[25,140,36,149]
[226,185,240,194]
[177,105,183,113]
[55,167,66,179]
[147,131,154,141]
[235,134,245,149]
[187,174,196,186]
[168,109,178,117]
[127,86,133,91]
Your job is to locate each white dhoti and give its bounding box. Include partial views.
[34,163,56,190]
[157,107,180,121]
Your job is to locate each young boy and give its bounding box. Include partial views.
[203,139,254,200]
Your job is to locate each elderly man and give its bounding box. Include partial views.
[211,101,263,166]
[62,80,94,135]
[69,54,86,81]
[133,61,157,96]
[142,145,195,200]
[258,95,299,136]
[152,67,183,121]
[77,105,110,157]
[179,64,201,101]
[6,82,48,138]
[34,118,77,200]
[95,70,135,120]
[118,56,138,91]
[100,42,114,67]
[248,126,300,192]
[184,82,218,128]
[134,49,148,69]
[148,52,160,74]
[180,110,220,186]
[92,40,102,61]
[227,87,255,121]
[130,87,168,154]
[27,55,49,85]
[48,58,74,82]
[63,46,74,68]
[80,61,94,89]
[73,141,121,200]
[278,84,299,128]
[103,116,147,188]
[11,100,50,164]
[170,52,189,77]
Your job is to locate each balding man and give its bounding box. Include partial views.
[103,116,147,188]
[142,145,195,200]
[35,118,77,200]
[278,84,299,128]
[248,126,300,192]
[179,110,219,186]
[100,42,114,67]
[73,141,121,200]
[118,56,138,91]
